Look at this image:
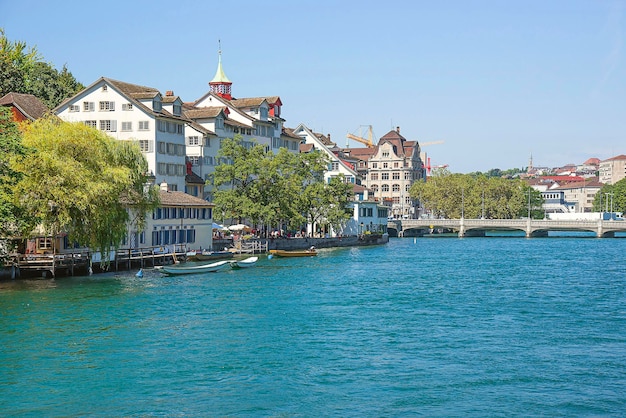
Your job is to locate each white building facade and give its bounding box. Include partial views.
[54,77,214,250]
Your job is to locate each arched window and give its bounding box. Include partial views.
[382,184,389,192]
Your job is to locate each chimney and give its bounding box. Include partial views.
[328,133,331,141]
[160,182,169,192]
[166,90,174,96]
[396,126,400,133]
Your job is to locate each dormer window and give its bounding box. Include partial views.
[173,104,181,116]
[260,107,268,119]
[153,99,162,112]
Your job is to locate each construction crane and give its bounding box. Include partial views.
[346,125,376,148]
[425,157,449,175]
[420,140,445,147]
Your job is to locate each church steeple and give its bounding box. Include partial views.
[209,41,232,100]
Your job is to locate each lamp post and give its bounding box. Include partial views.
[461,187,465,220]
[481,189,485,219]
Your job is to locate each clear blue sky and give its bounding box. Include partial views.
[3,0,625,173]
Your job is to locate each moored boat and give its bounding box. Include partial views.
[195,250,234,261]
[157,260,230,275]
[230,256,258,269]
[269,247,318,257]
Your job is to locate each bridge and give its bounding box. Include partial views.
[388,218,626,238]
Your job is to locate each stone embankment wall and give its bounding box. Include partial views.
[215,234,389,252]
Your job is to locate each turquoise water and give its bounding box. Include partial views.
[1,237,625,416]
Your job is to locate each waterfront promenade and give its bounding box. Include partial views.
[390,218,626,237]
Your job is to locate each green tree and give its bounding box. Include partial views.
[411,170,543,219]
[0,29,83,108]
[211,136,351,233]
[593,179,626,214]
[10,116,159,263]
[0,106,28,264]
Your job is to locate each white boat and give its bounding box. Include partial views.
[158,260,230,275]
[230,256,258,269]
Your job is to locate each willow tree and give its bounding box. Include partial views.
[10,116,159,261]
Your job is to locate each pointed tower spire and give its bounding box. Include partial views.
[209,40,232,100]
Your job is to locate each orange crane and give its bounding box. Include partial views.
[346,125,376,148]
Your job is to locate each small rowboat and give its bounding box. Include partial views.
[230,256,258,269]
[269,248,317,257]
[158,260,230,275]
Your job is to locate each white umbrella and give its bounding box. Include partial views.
[228,224,251,232]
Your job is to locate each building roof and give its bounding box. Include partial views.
[185,171,205,185]
[184,106,226,119]
[300,143,315,153]
[158,190,213,207]
[0,92,49,120]
[582,157,600,165]
[230,97,267,108]
[602,154,626,162]
[553,178,604,190]
[210,51,231,84]
[54,77,190,123]
[378,128,417,158]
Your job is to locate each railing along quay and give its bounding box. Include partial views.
[389,218,626,238]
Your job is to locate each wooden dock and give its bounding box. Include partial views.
[10,244,189,278]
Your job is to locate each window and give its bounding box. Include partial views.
[382,173,389,180]
[167,143,176,155]
[158,120,166,132]
[215,117,224,129]
[139,140,151,152]
[122,103,133,111]
[177,124,183,134]
[157,141,166,153]
[187,136,200,146]
[372,163,378,169]
[84,120,97,128]
[331,162,339,171]
[189,156,200,165]
[405,172,412,180]
[138,121,149,131]
[153,100,162,111]
[99,120,117,132]
[121,121,132,131]
[383,162,388,168]
[370,173,379,181]
[382,152,389,157]
[393,172,400,180]
[102,85,108,92]
[393,184,400,192]
[83,102,95,112]
[173,104,181,115]
[394,162,399,168]
[382,184,389,192]
[99,101,115,111]
[69,105,80,112]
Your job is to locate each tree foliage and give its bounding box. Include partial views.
[9,117,159,262]
[211,136,352,232]
[411,170,544,219]
[593,178,626,214]
[0,106,27,264]
[0,28,83,108]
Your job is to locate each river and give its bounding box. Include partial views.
[1,236,625,416]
